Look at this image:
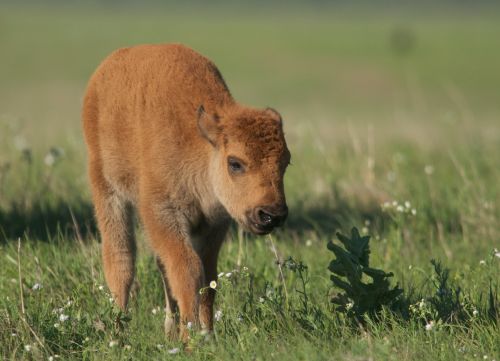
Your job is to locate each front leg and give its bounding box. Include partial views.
[140,204,205,341]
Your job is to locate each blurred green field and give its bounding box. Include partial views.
[2,4,500,142]
[0,3,499,361]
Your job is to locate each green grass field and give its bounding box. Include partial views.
[0,3,499,360]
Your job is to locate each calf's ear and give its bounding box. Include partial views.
[197,105,220,147]
[265,107,282,125]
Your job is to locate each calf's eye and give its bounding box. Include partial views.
[228,157,244,174]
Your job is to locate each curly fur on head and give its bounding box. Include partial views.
[220,107,288,165]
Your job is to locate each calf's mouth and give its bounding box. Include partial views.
[249,221,276,235]
[242,207,288,235]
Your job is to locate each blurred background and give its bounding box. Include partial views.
[1,3,499,358]
[0,0,498,261]
[2,1,499,143]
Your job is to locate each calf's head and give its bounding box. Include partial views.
[198,106,290,235]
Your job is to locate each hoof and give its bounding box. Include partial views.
[164,314,178,339]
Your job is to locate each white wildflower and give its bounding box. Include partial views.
[419,299,425,309]
[214,310,222,322]
[11,333,17,337]
[392,201,398,207]
[49,357,54,361]
[479,260,486,265]
[53,323,60,328]
[424,165,434,175]
[259,297,265,303]
[109,340,118,348]
[361,227,369,234]
[168,347,180,354]
[98,285,104,291]
[14,135,28,151]
[305,239,313,247]
[59,314,69,322]
[411,208,417,216]
[124,345,131,351]
[243,266,249,272]
[44,153,56,166]
[218,272,224,278]
[483,201,493,210]
[494,248,500,258]
[396,205,404,213]
[346,302,354,311]
[44,147,64,167]
[156,344,163,349]
[473,309,479,317]
[24,344,32,352]
[32,283,42,291]
[404,201,411,209]
[425,321,435,331]
[209,280,217,289]
[186,321,193,330]
[225,272,232,278]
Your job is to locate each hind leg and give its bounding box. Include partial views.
[157,257,179,338]
[89,161,136,310]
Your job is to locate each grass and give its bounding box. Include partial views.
[0,2,499,360]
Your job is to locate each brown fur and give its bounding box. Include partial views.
[82,44,290,340]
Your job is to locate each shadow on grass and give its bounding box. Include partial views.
[284,199,387,237]
[0,195,388,243]
[0,200,97,243]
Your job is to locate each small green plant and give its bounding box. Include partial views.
[428,259,465,322]
[327,227,403,320]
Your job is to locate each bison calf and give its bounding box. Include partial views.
[82,44,290,339]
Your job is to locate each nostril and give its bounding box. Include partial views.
[258,209,273,225]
